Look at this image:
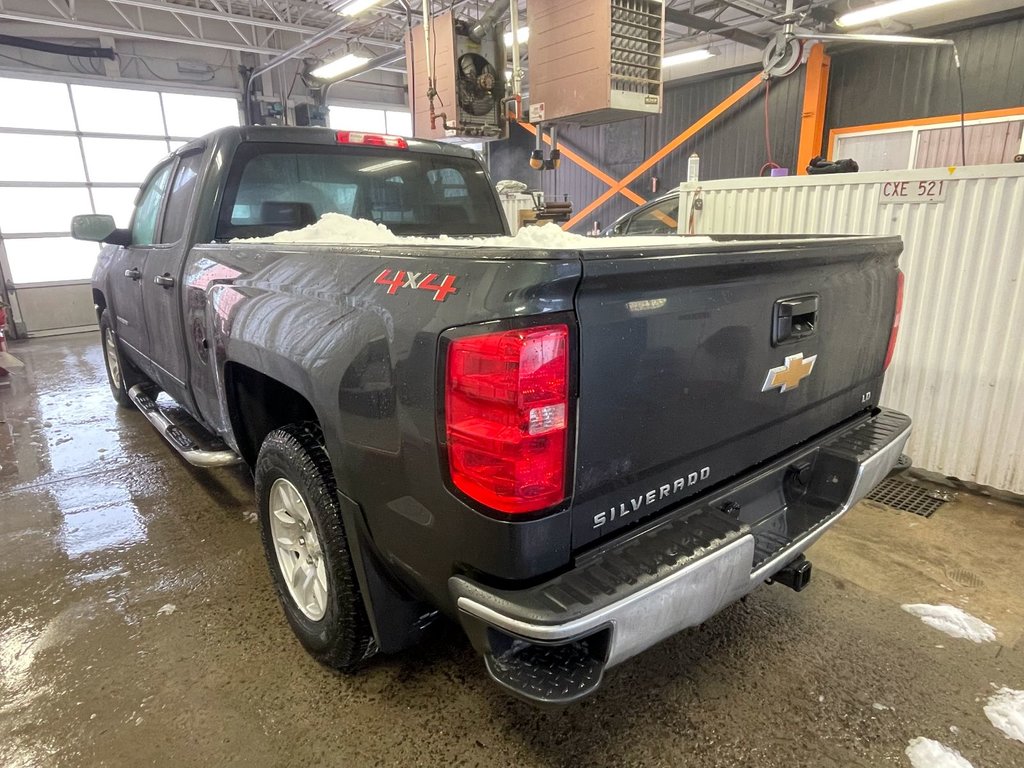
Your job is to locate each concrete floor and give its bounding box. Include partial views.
[2,333,1023,768]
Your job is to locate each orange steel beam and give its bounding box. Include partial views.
[563,72,764,231]
[797,43,831,175]
[516,121,647,207]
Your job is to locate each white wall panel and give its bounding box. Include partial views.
[498,193,535,234]
[679,165,1024,495]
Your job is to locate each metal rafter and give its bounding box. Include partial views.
[0,0,410,56]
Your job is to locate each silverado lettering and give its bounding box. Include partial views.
[593,466,712,528]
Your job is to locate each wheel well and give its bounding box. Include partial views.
[224,362,319,466]
[93,289,106,321]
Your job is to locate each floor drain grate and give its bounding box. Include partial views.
[866,477,949,518]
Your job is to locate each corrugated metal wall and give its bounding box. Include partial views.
[487,66,805,231]
[678,165,1024,494]
[825,14,1024,140]
[487,13,1024,232]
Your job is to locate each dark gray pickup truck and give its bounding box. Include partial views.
[74,126,911,705]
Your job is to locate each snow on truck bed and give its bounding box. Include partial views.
[231,213,712,248]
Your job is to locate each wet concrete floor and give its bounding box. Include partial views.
[1,332,1023,768]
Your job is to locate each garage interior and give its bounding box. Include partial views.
[1,1,1024,767]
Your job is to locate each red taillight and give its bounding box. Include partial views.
[884,270,904,370]
[335,130,408,149]
[445,324,570,515]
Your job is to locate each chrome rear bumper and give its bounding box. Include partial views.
[451,409,912,705]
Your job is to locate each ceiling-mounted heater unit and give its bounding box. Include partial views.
[405,10,508,142]
[527,0,664,126]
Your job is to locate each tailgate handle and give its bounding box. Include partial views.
[773,295,818,345]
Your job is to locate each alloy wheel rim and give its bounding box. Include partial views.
[268,477,329,621]
[104,328,122,389]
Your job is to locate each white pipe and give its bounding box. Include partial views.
[508,0,521,96]
[422,0,432,87]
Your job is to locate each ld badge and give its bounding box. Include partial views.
[762,352,816,393]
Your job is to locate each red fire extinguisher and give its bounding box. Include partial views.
[0,301,8,353]
[0,300,11,379]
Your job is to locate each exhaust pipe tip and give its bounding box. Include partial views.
[770,555,812,592]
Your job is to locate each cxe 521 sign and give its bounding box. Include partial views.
[879,179,948,204]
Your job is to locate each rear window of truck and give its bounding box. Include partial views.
[215,142,505,239]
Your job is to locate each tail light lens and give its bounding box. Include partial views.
[445,324,570,515]
[335,130,408,149]
[884,270,904,370]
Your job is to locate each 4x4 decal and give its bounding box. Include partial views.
[374,269,458,302]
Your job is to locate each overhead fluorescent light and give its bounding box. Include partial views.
[360,159,412,173]
[662,48,716,68]
[310,53,371,80]
[837,0,958,28]
[503,26,529,46]
[334,0,386,16]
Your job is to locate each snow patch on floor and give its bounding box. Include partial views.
[232,213,712,249]
[984,687,1024,743]
[905,738,974,768]
[901,603,996,643]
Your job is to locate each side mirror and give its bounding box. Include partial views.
[71,214,131,246]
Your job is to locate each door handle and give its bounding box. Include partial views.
[124,268,141,281]
[153,273,176,288]
[773,295,819,345]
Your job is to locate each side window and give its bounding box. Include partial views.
[131,162,173,246]
[160,151,203,243]
[625,196,680,235]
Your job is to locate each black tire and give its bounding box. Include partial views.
[255,422,375,671]
[98,309,144,408]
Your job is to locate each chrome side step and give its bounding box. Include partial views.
[0,350,25,373]
[128,384,243,468]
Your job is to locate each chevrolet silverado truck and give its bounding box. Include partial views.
[73,126,911,706]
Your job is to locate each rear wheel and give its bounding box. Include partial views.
[255,422,375,670]
[99,310,143,408]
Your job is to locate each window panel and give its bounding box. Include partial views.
[161,152,203,242]
[834,132,913,172]
[329,106,387,133]
[162,92,240,138]
[71,84,165,136]
[132,163,174,246]
[4,236,100,284]
[91,187,141,228]
[915,121,1024,168]
[0,78,76,130]
[385,110,413,137]
[625,196,679,235]
[0,187,92,234]
[219,144,503,238]
[82,137,170,183]
[0,133,86,182]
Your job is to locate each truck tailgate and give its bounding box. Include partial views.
[572,236,902,548]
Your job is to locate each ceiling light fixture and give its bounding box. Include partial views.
[333,0,387,16]
[662,48,716,67]
[309,53,371,80]
[503,26,529,46]
[836,0,959,28]
[360,159,412,173]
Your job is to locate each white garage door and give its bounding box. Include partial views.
[0,76,240,335]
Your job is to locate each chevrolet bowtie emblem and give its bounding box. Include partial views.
[762,352,817,393]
